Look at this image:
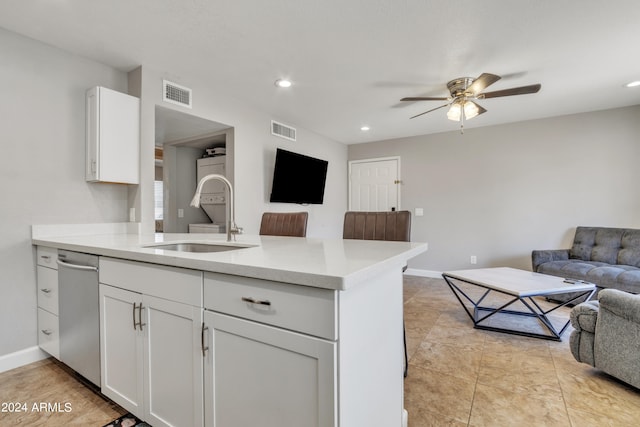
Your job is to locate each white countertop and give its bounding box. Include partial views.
[32,229,427,291]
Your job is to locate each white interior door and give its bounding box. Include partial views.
[348,157,400,211]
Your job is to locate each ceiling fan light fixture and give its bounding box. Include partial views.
[447,102,462,121]
[463,101,480,120]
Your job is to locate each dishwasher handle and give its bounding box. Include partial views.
[57,259,99,272]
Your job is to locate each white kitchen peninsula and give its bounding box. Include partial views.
[32,225,427,427]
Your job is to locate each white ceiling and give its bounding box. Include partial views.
[2,1,639,144]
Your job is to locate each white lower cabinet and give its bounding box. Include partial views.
[203,272,337,427]
[99,284,203,427]
[203,311,336,427]
[95,257,403,426]
[36,246,60,359]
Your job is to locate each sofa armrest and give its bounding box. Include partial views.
[599,289,640,324]
[570,300,599,333]
[531,249,570,271]
[593,288,640,388]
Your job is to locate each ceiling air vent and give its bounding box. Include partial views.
[271,120,296,141]
[163,80,192,108]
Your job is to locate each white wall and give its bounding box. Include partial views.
[133,68,348,238]
[0,29,129,357]
[349,106,640,273]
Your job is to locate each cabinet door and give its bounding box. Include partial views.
[203,311,336,427]
[143,295,203,427]
[86,86,140,184]
[99,284,144,417]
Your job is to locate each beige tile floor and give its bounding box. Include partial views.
[1,276,639,426]
[0,357,125,426]
[403,275,640,427]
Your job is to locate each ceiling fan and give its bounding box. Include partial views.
[400,73,541,132]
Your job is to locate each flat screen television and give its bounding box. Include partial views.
[269,148,328,204]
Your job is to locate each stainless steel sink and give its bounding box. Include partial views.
[144,243,251,253]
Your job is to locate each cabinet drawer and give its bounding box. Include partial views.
[38,308,59,359]
[36,246,58,269]
[204,272,337,340]
[37,265,59,315]
[99,258,202,306]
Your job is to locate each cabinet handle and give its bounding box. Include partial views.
[138,303,146,331]
[41,329,53,336]
[201,323,209,357]
[56,259,99,272]
[40,255,51,260]
[241,296,271,306]
[132,302,138,330]
[40,288,52,294]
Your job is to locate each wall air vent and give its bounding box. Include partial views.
[271,120,296,141]
[163,80,192,108]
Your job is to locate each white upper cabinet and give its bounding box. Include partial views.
[86,86,140,184]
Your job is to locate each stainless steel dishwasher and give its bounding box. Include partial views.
[57,250,101,387]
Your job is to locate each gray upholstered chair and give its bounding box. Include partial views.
[343,210,412,377]
[259,212,308,237]
[570,288,640,389]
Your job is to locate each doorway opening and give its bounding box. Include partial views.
[155,105,234,233]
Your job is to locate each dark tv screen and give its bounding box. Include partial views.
[270,148,328,204]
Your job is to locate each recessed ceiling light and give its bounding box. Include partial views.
[625,81,640,88]
[360,126,370,131]
[275,79,292,88]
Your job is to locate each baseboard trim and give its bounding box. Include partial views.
[404,268,443,278]
[0,346,49,374]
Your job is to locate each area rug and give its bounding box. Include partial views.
[102,413,151,427]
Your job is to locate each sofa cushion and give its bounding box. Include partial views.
[586,265,638,289]
[617,270,640,293]
[538,260,596,277]
[562,261,610,277]
[618,229,640,267]
[570,227,598,260]
[591,228,625,264]
[570,227,629,264]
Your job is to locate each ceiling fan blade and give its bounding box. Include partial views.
[480,84,541,99]
[401,96,449,101]
[472,101,487,116]
[410,103,450,119]
[467,73,501,96]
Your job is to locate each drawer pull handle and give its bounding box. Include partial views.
[40,288,52,294]
[241,297,271,306]
[40,255,51,260]
[41,329,53,336]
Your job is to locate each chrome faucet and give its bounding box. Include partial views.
[190,174,242,241]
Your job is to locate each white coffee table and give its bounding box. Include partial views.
[442,267,596,341]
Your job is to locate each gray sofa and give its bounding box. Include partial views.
[532,226,640,301]
[570,289,640,389]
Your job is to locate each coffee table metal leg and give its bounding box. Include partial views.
[443,274,596,341]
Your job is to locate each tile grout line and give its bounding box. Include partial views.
[465,329,488,426]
